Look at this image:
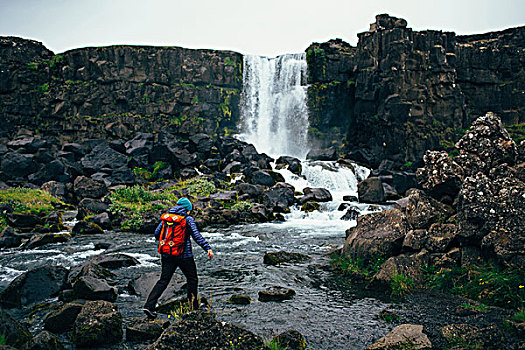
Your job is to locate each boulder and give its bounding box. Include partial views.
[67,262,115,287]
[234,183,264,199]
[147,311,263,350]
[30,330,64,350]
[272,330,307,350]
[251,170,275,187]
[342,195,359,202]
[0,265,67,308]
[405,190,454,230]
[416,150,464,203]
[22,233,70,250]
[5,213,42,229]
[366,324,431,349]
[301,201,320,212]
[86,212,111,229]
[229,294,252,305]
[189,133,214,153]
[44,302,83,333]
[128,272,185,298]
[72,276,118,302]
[0,307,33,348]
[343,209,407,261]
[263,251,310,265]
[7,137,46,153]
[402,229,428,252]
[358,177,385,203]
[262,186,295,212]
[0,152,37,178]
[0,227,21,248]
[81,143,129,174]
[374,251,430,287]
[41,181,68,201]
[125,317,169,342]
[258,286,295,302]
[306,147,337,161]
[300,187,332,204]
[73,176,108,200]
[425,223,458,253]
[77,198,109,219]
[87,253,139,269]
[275,156,302,175]
[340,206,360,221]
[71,301,123,347]
[72,220,104,235]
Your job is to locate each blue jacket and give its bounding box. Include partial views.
[154,206,211,258]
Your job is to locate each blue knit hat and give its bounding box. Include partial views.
[177,197,193,212]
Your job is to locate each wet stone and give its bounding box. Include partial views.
[229,294,252,305]
[258,286,295,302]
[125,316,169,342]
[44,302,83,333]
[263,251,310,266]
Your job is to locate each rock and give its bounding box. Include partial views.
[81,143,129,174]
[0,227,21,248]
[71,301,123,347]
[402,229,427,251]
[262,186,295,212]
[251,170,276,187]
[441,324,505,350]
[275,156,302,175]
[460,246,482,267]
[343,195,359,202]
[147,311,263,350]
[416,150,464,203]
[425,223,457,253]
[22,233,70,250]
[128,272,185,298]
[87,253,139,269]
[258,286,295,302]
[405,190,454,230]
[61,143,87,160]
[0,152,37,178]
[77,198,109,219]
[5,213,42,229]
[358,177,385,203]
[229,294,252,305]
[156,295,208,315]
[72,220,104,235]
[72,275,118,302]
[67,262,115,286]
[300,187,332,204]
[272,330,307,350]
[366,324,431,349]
[0,307,33,348]
[44,302,83,333]
[343,209,407,261]
[300,201,319,212]
[306,147,337,161]
[73,175,108,200]
[86,212,111,229]
[30,330,64,350]
[0,265,67,308]
[340,206,360,221]
[41,181,67,201]
[189,133,214,153]
[125,317,169,342]
[263,251,310,265]
[374,251,429,287]
[234,183,264,199]
[209,190,238,201]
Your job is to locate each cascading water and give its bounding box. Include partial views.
[239,54,309,159]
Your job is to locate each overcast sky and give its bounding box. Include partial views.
[1,0,524,57]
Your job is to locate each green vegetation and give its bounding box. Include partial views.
[223,57,237,67]
[379,310,401,323]
[331,254,385,280]
[171,177,217,197]
[37,83,49,93]
[504,123,525,144]
[306,47,327,78]
[133,162,170,182]
[426,263,525,309]
[0,333,5,345]
[26,62,39,70]
[390,274,414,296]
[142,94,150,104]
[401,161,413,170]
[263,339,287,350]
[168,299,195,320]
[230,201,254,211]
[511,309,525,323]
[42,55,63,68]
[0,188,64,231]
[191,95,200,105]
[459,302,488,312]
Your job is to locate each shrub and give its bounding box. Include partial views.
[231,201,254,211]
[331,254,385,279]
[173,177,217,197]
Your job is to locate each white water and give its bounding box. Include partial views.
[239,54,309,159]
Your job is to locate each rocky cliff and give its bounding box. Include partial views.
[0,37,243,143]
[306,14,525,167]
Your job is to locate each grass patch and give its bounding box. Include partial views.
[170,177,217,197]
[390,274,414,296]
[331,254,385,280]
[133,161,169,181]
[230,201,254,211]
[426,263,525,309]
[0,188,64,230]
[511,309,525,323]
[504,123,525,144]
[459,302,488,312]
[263,338,287,350]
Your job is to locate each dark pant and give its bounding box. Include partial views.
[144,254,199,310]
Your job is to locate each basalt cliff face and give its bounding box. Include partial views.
[306,14,524,167]
[0,37,242,142]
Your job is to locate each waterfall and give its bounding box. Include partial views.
[239,54,309,159]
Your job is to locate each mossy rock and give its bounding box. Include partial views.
[229,294,252,305]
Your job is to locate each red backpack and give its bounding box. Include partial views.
[158,213,187,255]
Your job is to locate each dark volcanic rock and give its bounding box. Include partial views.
[229,294,252,305]
[416,151,464,203]
[343,209,407,261]
[72,220,104,235]
[73,175,108,200]
[147,311,264,350]
[77,198,109,219]
[0,227,21,248]
[272,330,307,350]
[128,272,185,298]
[358,177,385,203]
[72,275,118,302]
[125,317,169,342]
[258,286,296,302]
[0,307,33,348]
[44,302,83,334]
[405,190,454,230]
[30,330,64,350]
[441,324,506,350]
[81,143,129,174]
[263,251,310,265]
[0,265,67,308]
[251,170,276,187]
[22,233,70,250]
[71,300,123,347]
[366,323,432,350]
[300,187,332,204]
[87,253,139,269]
[306,147,337,161]
[262,185,295,212]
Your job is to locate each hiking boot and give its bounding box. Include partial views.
[143,308,157,319]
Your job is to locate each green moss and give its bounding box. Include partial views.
[223,57,237,66]
[26,62,39,70]
[170,177,217,197]
[37,83,49,93]
[142,94,150,104]
[504,123,525,144]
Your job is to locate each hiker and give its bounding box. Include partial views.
[143,197,213,319]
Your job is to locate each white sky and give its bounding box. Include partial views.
[1,0,524,57]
